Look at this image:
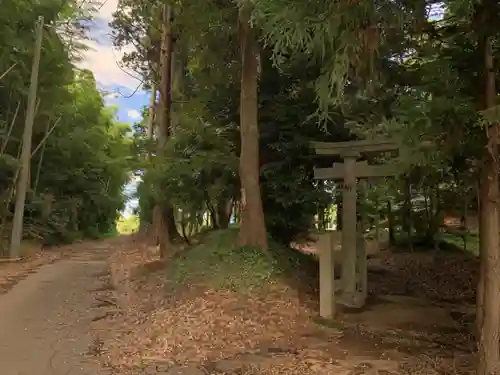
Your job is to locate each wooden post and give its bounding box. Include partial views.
[374,189,380,246]
[319,232,336,318]
[357,232,368,302]
[10,17,44,259]
[357,183,368,303]
[341,155,358,304]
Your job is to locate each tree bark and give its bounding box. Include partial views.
[208,205,218,229]
[477,33,500,375]
[216,199,231,229]
[146,84,156,161]
[461,192,468,253]
[233,200,240,225]
[403,178,414,251]
[387,200,395,245]
[477,173,487,338]
[336,190,343,231]
[237,5,268,249]
[139,86,157,235]
[427,182,441,251]
[318,206,326,231]
[153,4,174,257]
[179,210,190,244]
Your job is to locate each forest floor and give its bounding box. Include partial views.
[91,230,478,375]
[0,233,478,375]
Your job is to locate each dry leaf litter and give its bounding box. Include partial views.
[92,236,477,375]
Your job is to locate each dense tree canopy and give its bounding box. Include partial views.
[110,0,500,372]
[0,0,131,250]
[116,0,492,248]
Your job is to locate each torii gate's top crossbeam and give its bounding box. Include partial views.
[314,161,398,180]
[311,139,400,157]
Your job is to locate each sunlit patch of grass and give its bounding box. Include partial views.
[165,229,319,294]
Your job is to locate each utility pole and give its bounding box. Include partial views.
[9,16,44,259]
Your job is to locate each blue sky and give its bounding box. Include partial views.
[78,0,149,124]
[78,0,147,216]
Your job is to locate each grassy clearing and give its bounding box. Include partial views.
[116,215,139,234]
[440,232,479,255]
[391,231,479,256]
[164,229,318,294]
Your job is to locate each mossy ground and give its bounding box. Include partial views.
[164,229,319,296]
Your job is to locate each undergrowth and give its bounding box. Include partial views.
[164,229,319,294]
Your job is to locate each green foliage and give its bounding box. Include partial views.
[114,0,496,258]
[156,116,238,214]
[0,1,131,247]
[258,55,348,243]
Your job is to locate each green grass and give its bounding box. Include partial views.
[116,215,139,234]
[440,232,479,255]
[164,229,319,293]
[312,316,346,330]
[392,231,479,256]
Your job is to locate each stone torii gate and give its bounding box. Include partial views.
[312,139,400,318]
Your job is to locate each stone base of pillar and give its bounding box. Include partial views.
[337,291,366,309]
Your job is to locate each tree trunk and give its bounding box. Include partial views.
[461,189,468,253]
[237,5,268,249]
[477,34,500,375]
[41,193,54,244]
[209,206,218,229]
[179,211,190,244]
[139,87,157,235]
[153,205,166,248]
[216,199,231,229]
[153,4,174,257]
[477,175,486,338]
[146,84,156,161]
[336,190,343,231]
[403,178,414,251]
[374,193,380,244]
[387,200,395,245]
[233,200,240,225]
[166,206,180,242]
[429,182,441,251]
[193,214,200,234]
[318,206,326,231]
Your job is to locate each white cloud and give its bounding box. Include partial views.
[77,0,141,90]
[104,91,119,99]
[78,40,140,89]
[96,0,118,21]
[127,109,141,119]
[102,91,119,106]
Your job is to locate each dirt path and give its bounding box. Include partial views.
[0,243,114,375]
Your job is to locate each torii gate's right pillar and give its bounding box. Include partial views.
[341,154,358,303]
